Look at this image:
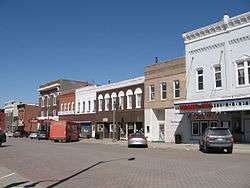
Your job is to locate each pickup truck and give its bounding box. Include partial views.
[0,130,6,146]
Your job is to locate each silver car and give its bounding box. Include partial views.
[128,133,147,148]
[199,127,233,153]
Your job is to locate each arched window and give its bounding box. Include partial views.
[104,93,110,111]
[111,92,117,110]
[126,89,133,109]
[98,94,103,111]
[134,88,142,108]
[118,91,125,110]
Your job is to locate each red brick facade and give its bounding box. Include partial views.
[0,109,5,131]
[17,104,40,133]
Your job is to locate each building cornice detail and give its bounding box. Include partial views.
[97,76,144,92]
[38,83,60,92]
[183,12,250,44]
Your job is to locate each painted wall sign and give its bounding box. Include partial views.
[179,102,213,111]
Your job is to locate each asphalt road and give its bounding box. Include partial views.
[0,138,250,188]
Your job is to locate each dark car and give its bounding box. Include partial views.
[37,130,49,140]
[199,127,233,153]
[128,132,148,148]
[0,131,6,146]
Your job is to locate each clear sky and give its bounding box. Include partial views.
[0,0,249,107]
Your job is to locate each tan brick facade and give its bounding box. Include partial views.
[144,57,186,109]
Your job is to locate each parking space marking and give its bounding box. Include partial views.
[0,172,15,180]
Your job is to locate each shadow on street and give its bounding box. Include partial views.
[3,157,135,188]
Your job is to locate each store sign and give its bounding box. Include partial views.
[179,102,213,111]
[191,112,219,121]
[30,118,38,123]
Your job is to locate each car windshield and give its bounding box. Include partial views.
[209,129,231,136]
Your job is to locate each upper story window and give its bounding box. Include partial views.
[60,104,63,111]
[214,65,222,88]
[93,100,96,112]
[126,89,133,109]
[82,101,85,113]
[197,69,204,90]
[53,95,57,106]
[68,103,71,111]
[41,97,45,107]
[104,93,110,111]
[98,94,103,112]
[41,111,44,117]
[111,92,117,111]
[72,102,74,112]
[149,85,155,101]
[64,103,67,111]
[53,110,57,116]
[248,61,250,84]
[174,80,180,98]
[161,82,167,100]
[135,88,142,108]
[47,96,50,107]
[237,62,245,85]
[77,102,80,113]
[118,91,124,110]
[88,101,91,112]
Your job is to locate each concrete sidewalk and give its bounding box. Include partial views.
[79,138,250,154]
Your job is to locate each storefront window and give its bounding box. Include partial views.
[192,122,199,135]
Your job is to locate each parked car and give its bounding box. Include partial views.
[0,130,6,146]
[128,132,148,148]
[13,131,21,138]
[37,130,49,140]
[5,131,14,137]
[29,132,38,139]
[199,127,233,153]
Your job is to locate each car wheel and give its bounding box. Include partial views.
[227,147,233,154]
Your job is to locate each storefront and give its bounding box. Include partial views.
[175,96,250,143]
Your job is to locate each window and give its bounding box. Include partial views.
[41,111,44,117]
[77,102,80,113]
[68,103,70,111]
[237,62,245,85]
[174,80,180,98]
[119,96,124,110]
[64,103,67,111]
[41,97,45,107]
[149,85,155,101]
[88,101,91,112]
[99,99,103,111]
[197,69,204,90]
[127,95,132,109]
[192,122,199,135]
[82,101,85,113]
[136,94,142,108]
[146,126,150,133]
[47,96,50,107]
[53,95,57,105]
[161,82,167,100]
[53,110,56,116]
[214,65,222,88]
[93,100,96,112]
[60,104,63,111]
[112,97,116,110]
[248,61,250,84]
[105,98,109,111]
[72,102,74,112]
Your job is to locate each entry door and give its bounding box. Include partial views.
[244,119,250,143]
[232,117,241,142]
[159,124,165,142]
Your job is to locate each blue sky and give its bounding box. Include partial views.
[0,0,249,107]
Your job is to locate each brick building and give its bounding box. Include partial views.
[17,104,40,134]
[0,109,5,131]
[144,57,188,143]
[96,77,144,140]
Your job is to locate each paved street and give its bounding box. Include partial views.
[0,138,250,188]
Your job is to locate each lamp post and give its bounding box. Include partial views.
[112,100,116,141]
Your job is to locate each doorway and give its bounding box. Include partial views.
[232,117,241,142]
[159,124,165,142]
[244,119,250,143]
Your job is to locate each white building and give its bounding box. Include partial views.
[75,85,98,138]
[175,12,250,143]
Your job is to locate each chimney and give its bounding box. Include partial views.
[108,79,111,84]
[223,11,230,24]
[155,57,159,64]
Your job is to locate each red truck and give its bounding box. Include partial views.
[50,120,79,142]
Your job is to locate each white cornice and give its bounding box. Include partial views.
[38,83,60,92]
[76,85,98,94]
[183,12,250,44]
[97,76,144,92]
